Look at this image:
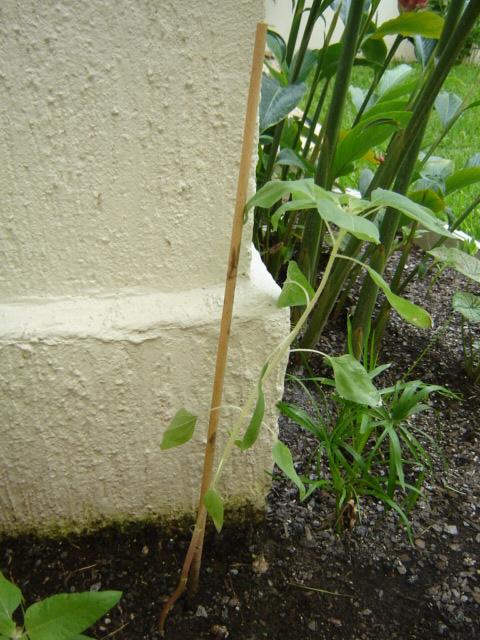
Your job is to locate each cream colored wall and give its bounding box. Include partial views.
[264,0,415,59]
[0,1,290,534]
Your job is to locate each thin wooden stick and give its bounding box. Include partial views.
[158,21,267,634]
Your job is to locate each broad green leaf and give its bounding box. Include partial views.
[0,573,21,636]
[240,363,267,451]
[370,188,454,237]
[24,591,121,640]
[370,12,444,40]
[408,188,445,214]
[316,200,380,243]
[361,36,387,66]
[467,152,480,168]
[324,354,381,407]
[414,35,437,68]
[160,408,198,450]
[277,261,315,308]
[289,48,319,84]
[259,75,307,133]
[362,263,432,329]
[428,246,480,284]
[420,155,454,181]
[203,489,224,532]
[332,112,411,178]
[452,291,480,323]
[376,64,418,103]
[245,178,319,213]
[435,91,463,129]
[276,148,314,174]
[266,30,286,66]
[362,98,410,121]
[445,167,480,195]
[272,440,306,500]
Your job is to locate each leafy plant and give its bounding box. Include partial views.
[158,183,449,632]
[428,244,480,381]
[275,324,452,543]
[0,571,121,640]
[255,0,480,360]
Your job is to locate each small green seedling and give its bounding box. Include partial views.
[0,571,121,640]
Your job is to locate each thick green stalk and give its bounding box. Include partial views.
[299,1,366,286]
[293,3,341,154]
[302,0,480,356]
[285,0,306,67]
[349,245,385,359]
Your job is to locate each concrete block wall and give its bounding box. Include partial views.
[0,1,289,534]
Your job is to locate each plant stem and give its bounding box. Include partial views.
[300,1,365,285]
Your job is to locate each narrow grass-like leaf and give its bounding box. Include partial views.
[24,591,121,640]
[324,354,381,407]
[453,290,480,323]
[277,261,315,308]
[272,440,306,500]
[203,489,224,533]
[160,408,198,450]
[0,573,21,637]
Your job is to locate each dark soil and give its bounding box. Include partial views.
[1,245,479,639]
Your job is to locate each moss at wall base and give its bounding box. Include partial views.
[0,494,270,543]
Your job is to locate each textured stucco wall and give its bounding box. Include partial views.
[0,0,290,535]
[0,0,256,300]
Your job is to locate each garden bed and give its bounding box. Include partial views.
[1,247,479,640]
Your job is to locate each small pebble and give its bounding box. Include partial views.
[444,524,458,536]
[196,605,208,618]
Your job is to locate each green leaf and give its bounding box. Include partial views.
[24,591,121,640]
[245,178,318,213]
[435,91,463,129]
[324,354,381,407]
[428,246,480,284]
[276,148,314,174]
[0,573,21,636]
[160,408,198,450]
[316,199,380,243]
[272,440,306,500]
[370,188,454,237]
[362,263,432,329]
[453,291,480,323]
[259,75,307,133]
[266,30,286,66]
[240,364,267,451]
[408,188,445,214]
[445,167,480,195]
[361,36,387,66]
[332,112,411,178]
[277,261,315,308]
[370,12,444,40]
[203,489,224,533]
[376,64,418,103]
[467,152,480,168]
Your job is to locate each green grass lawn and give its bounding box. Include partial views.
[305,61,480,240]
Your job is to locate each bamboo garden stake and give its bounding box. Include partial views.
[158,22,267,634]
